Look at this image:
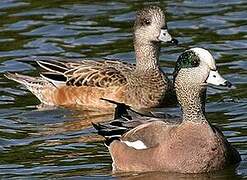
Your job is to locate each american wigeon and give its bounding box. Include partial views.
[93,48,241,173]
[5,6,178,110]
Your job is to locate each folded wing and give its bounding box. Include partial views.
[35,57,135,88]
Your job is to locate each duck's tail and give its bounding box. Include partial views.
[93,98,156,146]
[92,99,133,146]
[100,98,133,119]
[5,72,56,105]
[93,122,128,146]
[5,72,45,88]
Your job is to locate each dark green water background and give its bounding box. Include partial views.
[0,0,246,179]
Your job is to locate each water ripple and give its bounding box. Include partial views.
[0,0,246,179]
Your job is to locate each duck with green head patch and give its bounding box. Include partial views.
[94,47,241,173]
[173,49,200,80]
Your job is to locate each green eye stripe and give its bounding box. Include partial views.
[173,50,200,81]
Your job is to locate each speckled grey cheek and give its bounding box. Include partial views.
[135,6,164,28]
[134,6,165,43]
[175,66,209,122]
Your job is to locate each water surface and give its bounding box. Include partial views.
[0,0,246,179]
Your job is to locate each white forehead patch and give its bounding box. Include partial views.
[191,47,216,70]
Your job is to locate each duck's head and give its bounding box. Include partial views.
[134,6,178,45]
[174,48,232,116]
[174,47,232,91]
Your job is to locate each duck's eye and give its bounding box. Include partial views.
[191,60,199,66]
[142,18,151,26]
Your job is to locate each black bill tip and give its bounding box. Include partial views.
[222,81,232,88]
[170,38,178,45]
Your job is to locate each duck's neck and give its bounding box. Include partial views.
[175,72,207,123]
[181,88,207,122]
[134,41,161,71]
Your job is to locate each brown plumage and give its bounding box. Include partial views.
[94,48,241,173]
[5,6,177,110]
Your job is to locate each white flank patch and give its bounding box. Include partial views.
[122,140,147,150]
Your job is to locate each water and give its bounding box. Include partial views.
[0,0,246,179]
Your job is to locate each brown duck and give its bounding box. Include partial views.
[5,6,178,110]
[94,48,241,173]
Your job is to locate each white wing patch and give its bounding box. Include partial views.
[122,140,147,150]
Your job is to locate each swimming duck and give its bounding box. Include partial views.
[5,6,178,110]
[93,48,241,173]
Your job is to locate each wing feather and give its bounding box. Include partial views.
[35,57,135,88]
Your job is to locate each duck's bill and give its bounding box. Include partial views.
[158,29,178,45]
[206,70,232,88]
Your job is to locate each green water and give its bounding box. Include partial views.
[0,0,246,179]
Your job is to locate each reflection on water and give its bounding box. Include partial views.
[0,0,246,179]
[116,167,243,180]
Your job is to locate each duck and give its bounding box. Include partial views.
[5,6,178,110]
[93,47,241,173]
